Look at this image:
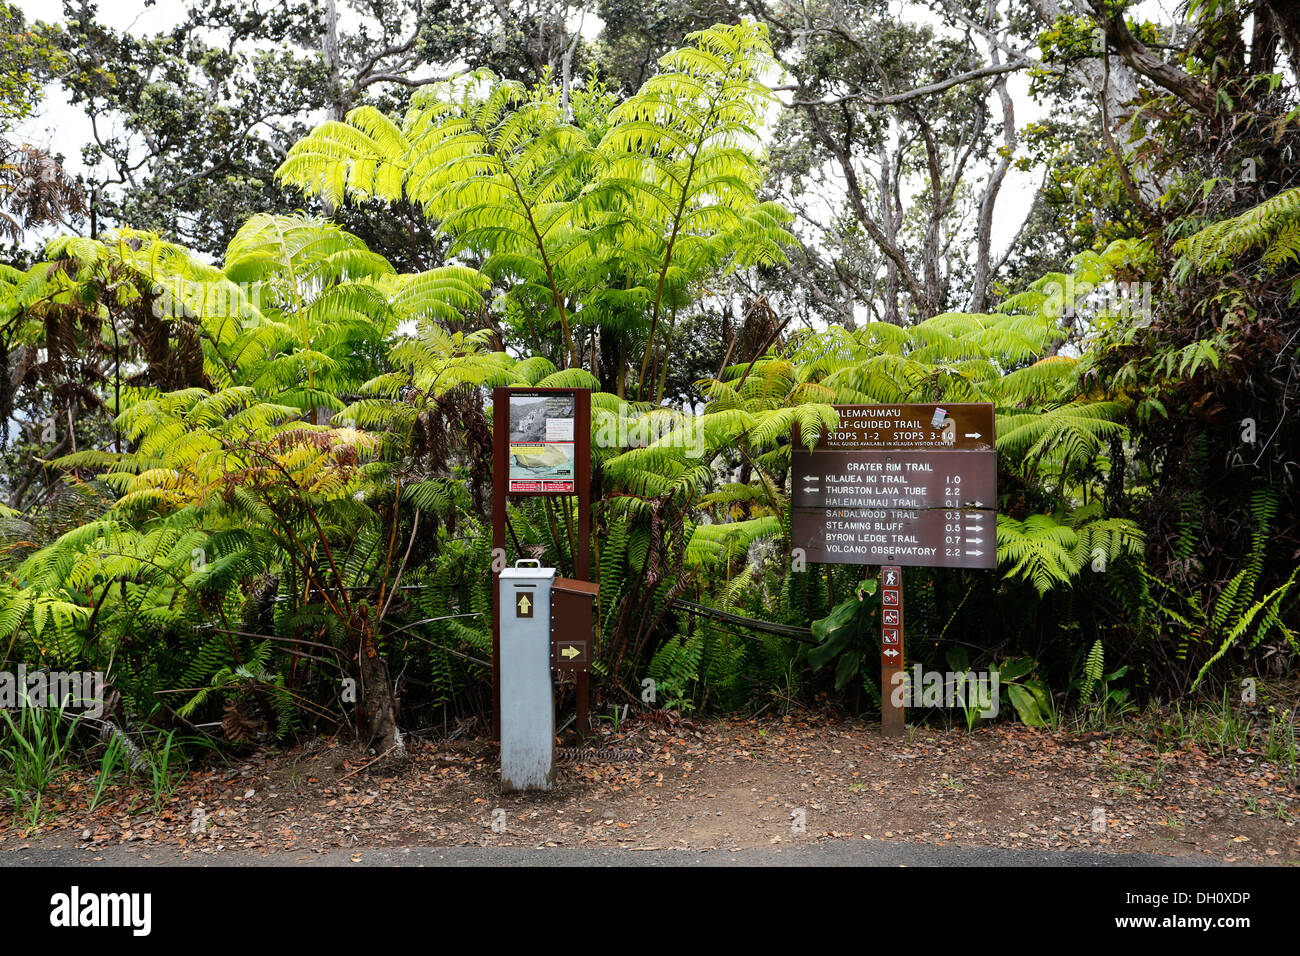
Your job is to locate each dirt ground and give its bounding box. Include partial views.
[2,713,1296,864]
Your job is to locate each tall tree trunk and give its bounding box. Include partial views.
[321,0,346,122]
[970,68,1016,312]
[1261,0,1300,80]
[878,138,903,325]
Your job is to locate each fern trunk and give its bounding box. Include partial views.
[353,615,402,752]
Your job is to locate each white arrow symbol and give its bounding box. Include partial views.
[967,550,983,556]
[883,648,899,659]
[967,537,984,544]
[964,432,982,439]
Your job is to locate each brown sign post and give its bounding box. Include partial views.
[492,387,592,739]
[879,565,904,737]
[793,404,997,737]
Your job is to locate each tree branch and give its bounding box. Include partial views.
[774,59,1029,108]
[1085,0,1216,113]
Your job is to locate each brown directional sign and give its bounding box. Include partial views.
[791,403,997,571]
[815,403,994,451]
[792,506,996,568]
[790,405,996,736]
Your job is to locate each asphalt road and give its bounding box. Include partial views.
[0,842,1219,867]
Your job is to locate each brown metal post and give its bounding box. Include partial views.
[574,389,591,737]
[491,387,507,739]
[880,565,905,737]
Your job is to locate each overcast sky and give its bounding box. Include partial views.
[7,0,1182,271]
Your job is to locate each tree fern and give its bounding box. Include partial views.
[1177,185,1300,277]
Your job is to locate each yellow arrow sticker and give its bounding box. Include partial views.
[516,593,532,617]
[560,645,580,660]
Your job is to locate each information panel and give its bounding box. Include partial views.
[507,392,577,494]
